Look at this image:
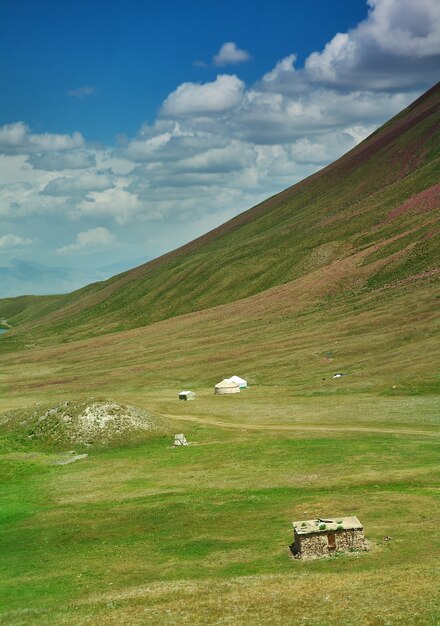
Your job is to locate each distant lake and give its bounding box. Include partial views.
[0,328,7,333]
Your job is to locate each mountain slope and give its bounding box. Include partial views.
[0,83,439,346]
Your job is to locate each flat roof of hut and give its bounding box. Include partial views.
[291,516,368,559]
[215,379,240,394]
[294,516,362,534]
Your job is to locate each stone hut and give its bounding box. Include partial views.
[290,516,368,559]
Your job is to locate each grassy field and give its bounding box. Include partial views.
[1,387,440,625]
[1,275,439,625]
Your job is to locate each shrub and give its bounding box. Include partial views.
[319,523,327,530]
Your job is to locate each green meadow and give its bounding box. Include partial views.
[1,388,440,625]
[0,85,439,625]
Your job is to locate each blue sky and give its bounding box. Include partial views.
[1,0,439,296]
[1,0,368,142]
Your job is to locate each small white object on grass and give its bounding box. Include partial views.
[174,433,189,446]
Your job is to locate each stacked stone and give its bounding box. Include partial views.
[291,517,368,559]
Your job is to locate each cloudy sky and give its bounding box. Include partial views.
[1,0,439,297]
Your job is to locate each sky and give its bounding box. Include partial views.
[1,0,439,297]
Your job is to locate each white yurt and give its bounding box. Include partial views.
[214,379,240,395]
[229,375,247,389]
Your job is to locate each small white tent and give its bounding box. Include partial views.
[229,375,247,389]
[214,379,240,395]
[178,390,196,400]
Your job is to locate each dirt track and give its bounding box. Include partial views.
[162,413,440,438]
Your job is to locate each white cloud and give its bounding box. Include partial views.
[213,42,252,66]
[75,185,145,224]
[68,86,97,98]
[0,122,84,155]
[305,0,440,89]
[177,142,254,173]
[233,88,413,144]
[57,227,116,254]
[306,34,357,83]
[28,150,96,171]
[122,130,174,162]
[363,0,440,57]
[42,170,115,196]
[160,74,245,117]
[0,180,62,219]
[263,54,297,83]
[0,234,34,249]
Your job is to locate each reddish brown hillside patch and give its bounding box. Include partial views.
[386,183,440,222]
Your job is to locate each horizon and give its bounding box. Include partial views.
[1,0,439,297]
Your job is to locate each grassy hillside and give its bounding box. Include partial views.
[0,294,60,327]
[0,83,438,346]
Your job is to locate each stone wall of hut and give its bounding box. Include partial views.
[293,529,367,559]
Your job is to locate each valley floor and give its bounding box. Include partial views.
[1,388,440,625]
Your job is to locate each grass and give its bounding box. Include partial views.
[1,392,440,625]
[0,285,439,624]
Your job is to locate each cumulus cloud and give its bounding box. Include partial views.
[363,0,440,57]
[75,185,145,224]
[176,141,255,173]
[28,150,96,171]
[42,170,115,196]
[213,42,252,66]
[0,122,84,155]
[262,54,297,83]
[233,88,412,144]
[57,227,116,254]
[0,234,33,249]
[0,180,63,219]
[67,86,97,98]
[160,74,245,117]
[305,0,440,89]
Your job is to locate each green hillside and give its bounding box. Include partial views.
[0,83,439,348]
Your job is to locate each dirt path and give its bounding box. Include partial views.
[161,413,440,437]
